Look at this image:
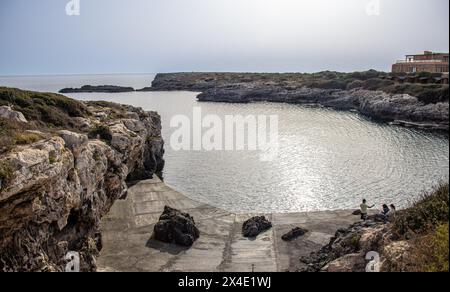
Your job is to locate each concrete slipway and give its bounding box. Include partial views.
[98,177,360,272]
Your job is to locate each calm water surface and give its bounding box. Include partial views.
[1,74,448,213]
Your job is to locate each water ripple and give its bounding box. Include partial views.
[72,91,449,213]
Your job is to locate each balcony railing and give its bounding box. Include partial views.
[396,59,449,64]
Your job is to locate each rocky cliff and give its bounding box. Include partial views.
[299,184,449,272]
[0,88,164,272]
[150,72,449,131]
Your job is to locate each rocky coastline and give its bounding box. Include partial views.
[59,85,135,94]
[150,72,449,132]
[1,85,447,272]
[0,88,165,271]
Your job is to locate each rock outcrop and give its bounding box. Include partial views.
[153,206,200,247]
[0,106,28,123]
[298,220,397,272]
[59,85,135,94]
[282,227,308,241]
[0,94,165,272]
[150,73,449,131]
[242,216,272,238]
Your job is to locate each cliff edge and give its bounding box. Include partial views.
[0,88,164,271]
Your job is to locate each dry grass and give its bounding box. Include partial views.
[390,184,449,272]
[0,87,95,154]
[13,132,43,145]
[0,160,13,189]
[393,184,449,237]
[405,223,449,272]
[0,118,44,154]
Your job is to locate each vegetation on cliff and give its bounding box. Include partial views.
[391,184,449,272]
[151,70,449,105]
[0,88,91,154]
[0,87,165,271]
[151,71,449,131]
[0,87,90,128]
[305,71,449,104]
[59,85,135,94]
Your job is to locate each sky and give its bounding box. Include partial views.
[0,0,448,75]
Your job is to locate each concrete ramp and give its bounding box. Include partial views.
[98,178,360,272]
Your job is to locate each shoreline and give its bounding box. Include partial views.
[149,72,449,132]
[98,177,366,272]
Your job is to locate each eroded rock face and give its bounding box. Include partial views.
[380,241,412,272]
[299,220,395,272]
[153,206,200,247]
[0,104,165,272]
[242,216,272,238]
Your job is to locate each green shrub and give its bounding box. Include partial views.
[417,86,449,104]
[417,72,433,78]
[346,80,364,90]
[48,150,57,164]
[407,223,449,272]
[393,184,449,237]
[0,120,15,154]
[88,125,113,142]
[0,161,13,189]
[361,78,395,91]
[349,70,385,81]
[426,223,449,272]
[0,87,90,130]
[307,80,348,90]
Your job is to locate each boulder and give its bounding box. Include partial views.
[282,227,308,241]
[58,130,89,150]
[0,106,28,123]
[352,210,362,216]
[153,206,200,247]
[73,117,92,131]
[380,241,411,272]
[242,216,272,238]
[359,225,388,252]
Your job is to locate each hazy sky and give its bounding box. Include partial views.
[0,0,448,75]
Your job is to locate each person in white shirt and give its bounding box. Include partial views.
[360,199,375,221]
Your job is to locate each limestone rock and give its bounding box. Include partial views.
[0,106,28,123]
[73,117,92,131]
[0,101,165,272]
[358,225,390,252]
[58,130,89,150]
[380,241,411,272]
